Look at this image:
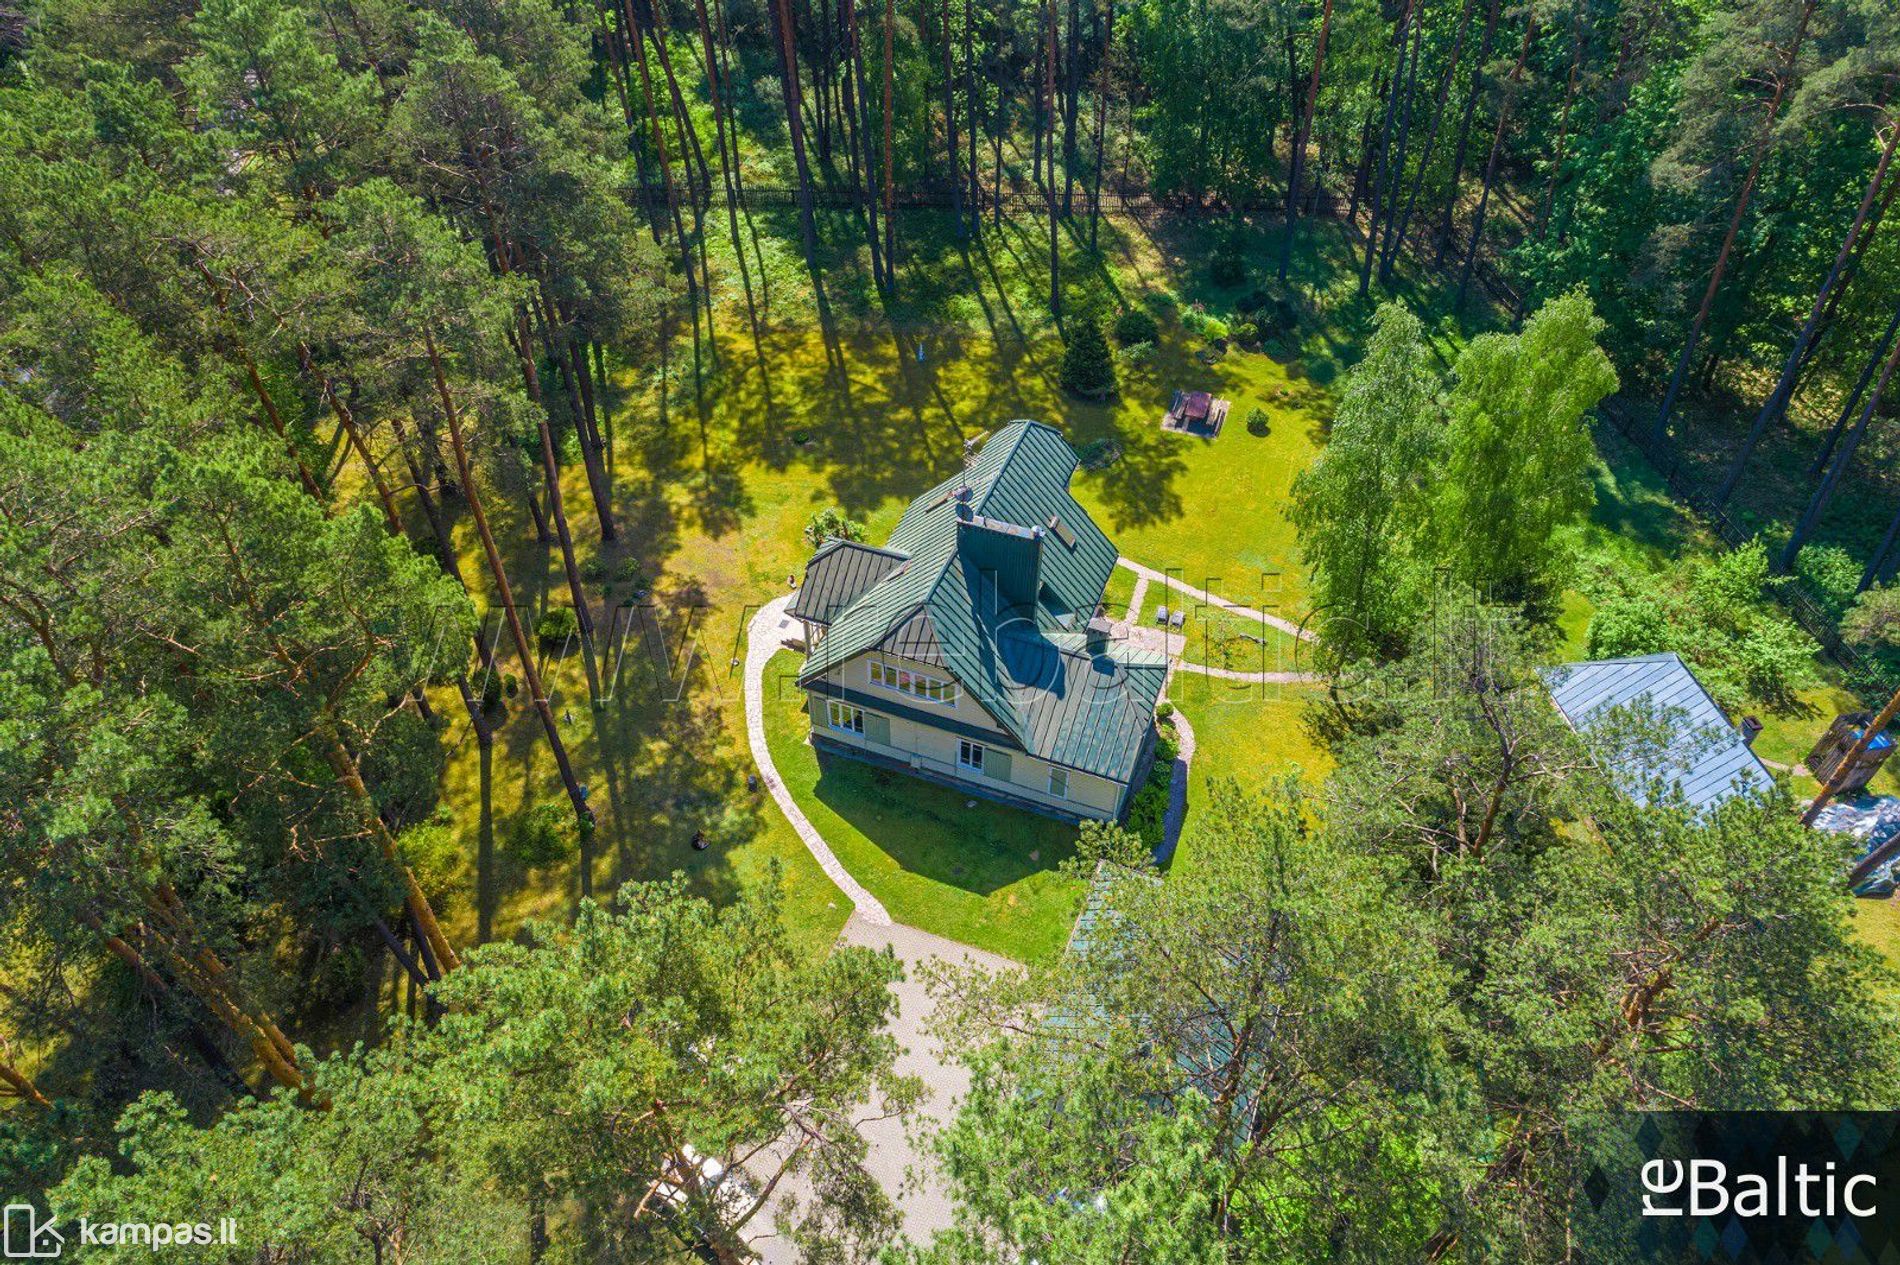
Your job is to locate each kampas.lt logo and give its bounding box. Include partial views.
[2,1205,63,1259]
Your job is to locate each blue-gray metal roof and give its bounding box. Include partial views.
[1541,653,1773,812]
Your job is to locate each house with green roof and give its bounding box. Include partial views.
[789,421,1168,822]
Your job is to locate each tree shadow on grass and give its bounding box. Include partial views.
[809,749,1076,898]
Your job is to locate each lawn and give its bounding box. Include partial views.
[410,205,1349,960]
[759,651,1087,962]
[1131,582,1313,673]
[1163,672,1334,874]
[1102,560,1140,617]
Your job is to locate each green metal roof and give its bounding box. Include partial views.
[787,539,909,626]
[796,421,1161,781]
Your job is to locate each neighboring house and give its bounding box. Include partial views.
[1541,652,1773,813]
[789,420,1167,822]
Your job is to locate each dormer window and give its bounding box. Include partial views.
[870,660,958,706]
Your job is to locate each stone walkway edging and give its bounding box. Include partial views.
[1117,557,1315,643]
[744,596,893,925]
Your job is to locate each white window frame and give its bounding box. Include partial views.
[1049,766,1069,799]
[958,739,985,773]
[827,700,864,735]
[870,659,958,706]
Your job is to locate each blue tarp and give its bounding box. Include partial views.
[1813,794,1900,896]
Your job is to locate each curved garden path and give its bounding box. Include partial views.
[744,596,892,925]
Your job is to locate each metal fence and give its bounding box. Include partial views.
[634,173,1893,698]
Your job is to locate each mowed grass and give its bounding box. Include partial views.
[760,651,1087,963]
[419,212,1338,958]
[1164,672,1333,874]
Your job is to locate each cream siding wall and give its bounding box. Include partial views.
[809,654,1125,818]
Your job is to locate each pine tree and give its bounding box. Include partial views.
[1059,314,1116,397]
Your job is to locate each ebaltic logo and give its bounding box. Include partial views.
[2,1205,63,1259]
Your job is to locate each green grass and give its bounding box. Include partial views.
[1102,561,1140,617]
[1853,899,1900,1002]
[1135,587,1314,674]
[1066,344,1327,611]
[1164,673,1333,874]
[416,208,1344,959]
[759,651,1086,962]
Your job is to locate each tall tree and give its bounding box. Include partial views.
[1652,0,1818,438]
[1291,301,1442,665]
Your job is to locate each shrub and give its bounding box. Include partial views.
[1118,340,1155,367]
[1210,254,1247,288]
[479,672,504,711]
[1586,594,1672,659]
[1245,407,1271,437]
[1113,308,1160,346]
[535,606,579,648]
[307,944,368,1011]
[1077,437,1124,470]
[1232,321,1260,348]
[1060,316,1117,398]
[1155,701,1175,721]
[510,802,575,869]
[1846,585,1900,650]
[804,506,867,549]
[1181,310,1230,342]
[1794,545,1861,620]
[1125,771,1171,847]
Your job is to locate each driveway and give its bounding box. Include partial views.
[751,916,1018,1262]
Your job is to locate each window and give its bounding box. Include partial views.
[827,701,864,735]
[1049,767,1069,799]
[869,659,957,706]
[958,740,985,773]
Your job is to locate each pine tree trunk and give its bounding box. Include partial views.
[1810,304,1900,479]
[1062,0,1080,217]
[426,332,597,833]
[1382,0,1471,275]
[1373,1,1428,285]
[1534,0,1587,240]
[774,0,822,266]
[1279,0,1333,284]
[965,0,980,234]
[1653,0,1815,440]
[1358,0,1415,297]
[305,351,493,740]
[1453,13,1534,313]
[0,1040,49,1108]
[1433,0,1500,266]
[882,0,896,287]
[1781,301,1900,572]
[943,0,963,230]
[844,0,887,289]
[1045,0,1060,316]
[1718,116,1899,504]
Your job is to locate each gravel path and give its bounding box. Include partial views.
[1125,570,1149,622]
